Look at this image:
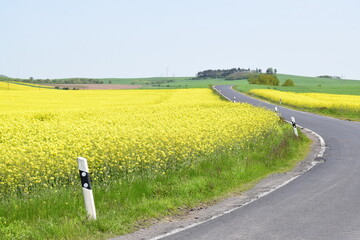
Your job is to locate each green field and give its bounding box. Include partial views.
[56,77,248,89]
[8,73,360,93]
[68,74,360,94]
[236,74,360,95]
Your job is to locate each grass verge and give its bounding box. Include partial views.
[0,124,310,240]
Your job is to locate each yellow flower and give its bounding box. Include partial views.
[0,87,280,197]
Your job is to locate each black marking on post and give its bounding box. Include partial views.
[292,121,297,128]
[79,170,92,190]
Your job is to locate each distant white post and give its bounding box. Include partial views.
[77,157,97,220]
[233,96,236,103]
[275,106,278,113]
[291,117,299,137]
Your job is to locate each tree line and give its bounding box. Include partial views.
[195,68,262,79]
[195,67,278,80]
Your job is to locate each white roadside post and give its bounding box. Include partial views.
[233,96,236,103]
[77,157,97,220]
[275,106,278,113]
[291,117,299,137]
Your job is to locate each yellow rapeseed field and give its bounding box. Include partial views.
[0,83,280,197]
[250,89,360,112]
[0,81,53,91]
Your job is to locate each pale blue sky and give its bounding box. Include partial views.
[1,0,360,79]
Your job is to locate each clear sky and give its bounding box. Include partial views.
[1,0,360,79]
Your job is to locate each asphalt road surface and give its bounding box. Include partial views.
[162,85,360,240]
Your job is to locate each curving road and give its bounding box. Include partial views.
[162,85,360,240]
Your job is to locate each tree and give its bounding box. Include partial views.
[274,69,277,74]
[266,68,274,75]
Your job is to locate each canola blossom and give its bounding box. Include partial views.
[0,84,281,197]
[250,89,360,113]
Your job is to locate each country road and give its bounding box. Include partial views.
[161,85,360,240]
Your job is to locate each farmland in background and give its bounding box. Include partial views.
[3,73,360,92]
[236,74,360,96]
[57,74,360,93]
[56,77,248,89]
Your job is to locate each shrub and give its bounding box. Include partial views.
[282,79,294,87]
[248,74,279,86]
[317,75,332,78]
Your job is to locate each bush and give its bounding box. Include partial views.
[248,74,279,86]
[317,75,332,78]
[282,79,294,87]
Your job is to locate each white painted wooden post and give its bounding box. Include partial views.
[233,96,236,103]
[275,106,278,113]
[77,157,97,220]
[291,117,299,137]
